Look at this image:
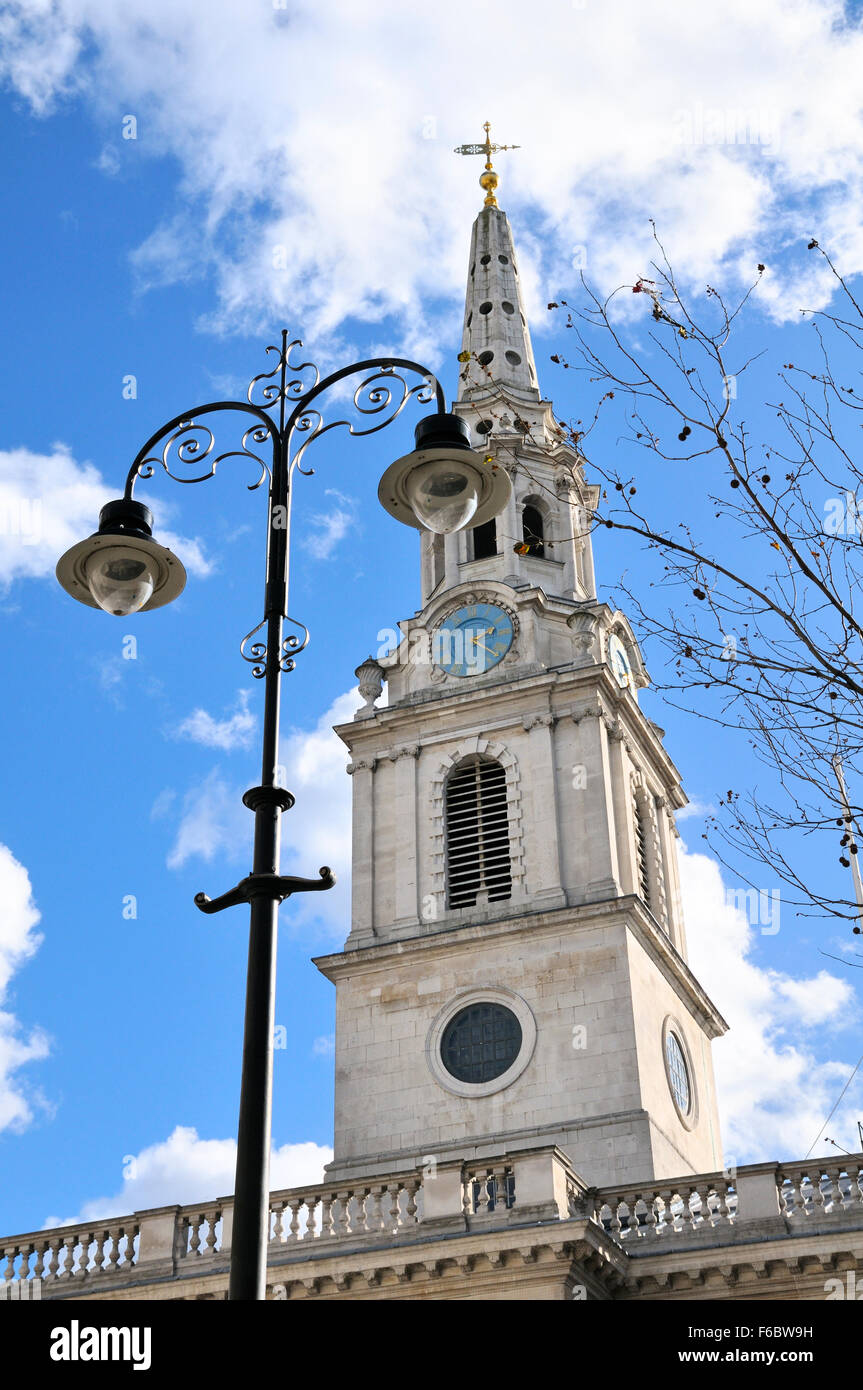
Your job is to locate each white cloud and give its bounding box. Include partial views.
[164,689,356,938]
[304,490,357,562]
[174,689,256,751]
[166,768,247,871]
[680,844,862,1163]
[676,796,716,822]
[0,444,211,590]
[0,844,50,1134]
[312,1034,335,1058]
[44,1125,332,1225]
[2,0,863,361]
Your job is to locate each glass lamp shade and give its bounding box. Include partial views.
[85,546,157,616]
[403,457,481,534]
[56,500,186,615]
[378,414,512,534]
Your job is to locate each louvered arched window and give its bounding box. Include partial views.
[446,757,512,909]
[632,787,651,906]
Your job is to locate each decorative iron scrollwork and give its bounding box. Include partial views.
[132,417,272,491]
[240,618,270,679]
[247,338,320,413]
[280,616,310,673]
[289,363,437,475]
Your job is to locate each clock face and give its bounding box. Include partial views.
[608,633,632,688]
[436,602,514,677]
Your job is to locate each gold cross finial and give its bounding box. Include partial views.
[453,120,520,209]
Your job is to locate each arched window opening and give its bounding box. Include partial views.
[521,504,545,557]
[446,758,512,909]
[633,789,651,906]
[471,518,497,560]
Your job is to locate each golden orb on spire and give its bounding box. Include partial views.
[479,168,499,206]
[453,120,520,210]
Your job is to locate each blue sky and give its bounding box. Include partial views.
[1,0,863,1236]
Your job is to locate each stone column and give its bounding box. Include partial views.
[571,702,621,903]
[522,712,565,907]
[346,758,376,945]
[392,745,421,928]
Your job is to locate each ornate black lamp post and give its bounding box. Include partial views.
[56,331,510,1301]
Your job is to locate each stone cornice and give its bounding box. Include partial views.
[313,894,728,1037]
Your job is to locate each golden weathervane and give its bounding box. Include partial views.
[453,121,520,209]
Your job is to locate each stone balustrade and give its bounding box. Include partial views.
[776,1159,863,1219]
[593,1173,737,1242]
[1,1147,861,1296]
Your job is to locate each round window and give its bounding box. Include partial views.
[441,1002,522,1084]
[665,1031,691,1115]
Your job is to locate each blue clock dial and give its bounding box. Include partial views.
[435,603,514,677]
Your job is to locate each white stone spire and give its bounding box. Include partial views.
[458,206,541,403]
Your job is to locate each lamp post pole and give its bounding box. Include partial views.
[56,329,509,1301]
[114,334,445,1302]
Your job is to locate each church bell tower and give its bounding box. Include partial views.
[314,134,726,1190]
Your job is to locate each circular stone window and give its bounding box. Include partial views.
[479,301,492,314]
[476,419,493,435]
[480,254,492,265]
[501,300,515,315]
[478,350,494,365]
[498,254,509,264]
[505,350,522,366]
[441,1003,521,1084]
[662,1018,697,1128]
[427,988,537,1097]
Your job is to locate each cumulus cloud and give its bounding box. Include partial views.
[174,689,256,752]
[165,690,356,935]
[0,444,211,590]
[165,768,247,872]
[44,1125,332,1225]
[0,844,50,1134]
[680,844,862,1164]
[304,490,357,562]
[2,0,863,362]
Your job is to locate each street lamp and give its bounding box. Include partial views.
[56,331,510,1302]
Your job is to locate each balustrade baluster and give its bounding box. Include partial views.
[369,1186,385,1233]
[204,1212,219,1256]
[319,1193,334,1240]
[277,1200,297,1245]
[826,1166,843,1212]
[336,1191,351,1238]
[405,1176,420,1224]
[608,1195,623,1240]
[189,1214,202,1257]
[643,1193,660,1237]
[44,1238,60,1282]
[353,1188,370,1235]
[59,1235,75,1278]
[461,1173,473,1224]
[476,1173,490,1216]
[386,1183,401,1231]
[302,1195,318,1240]
[623,1195,639,1238]
[75,1234,91,1278]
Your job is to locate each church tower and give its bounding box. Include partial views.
[314,142,727,1191]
